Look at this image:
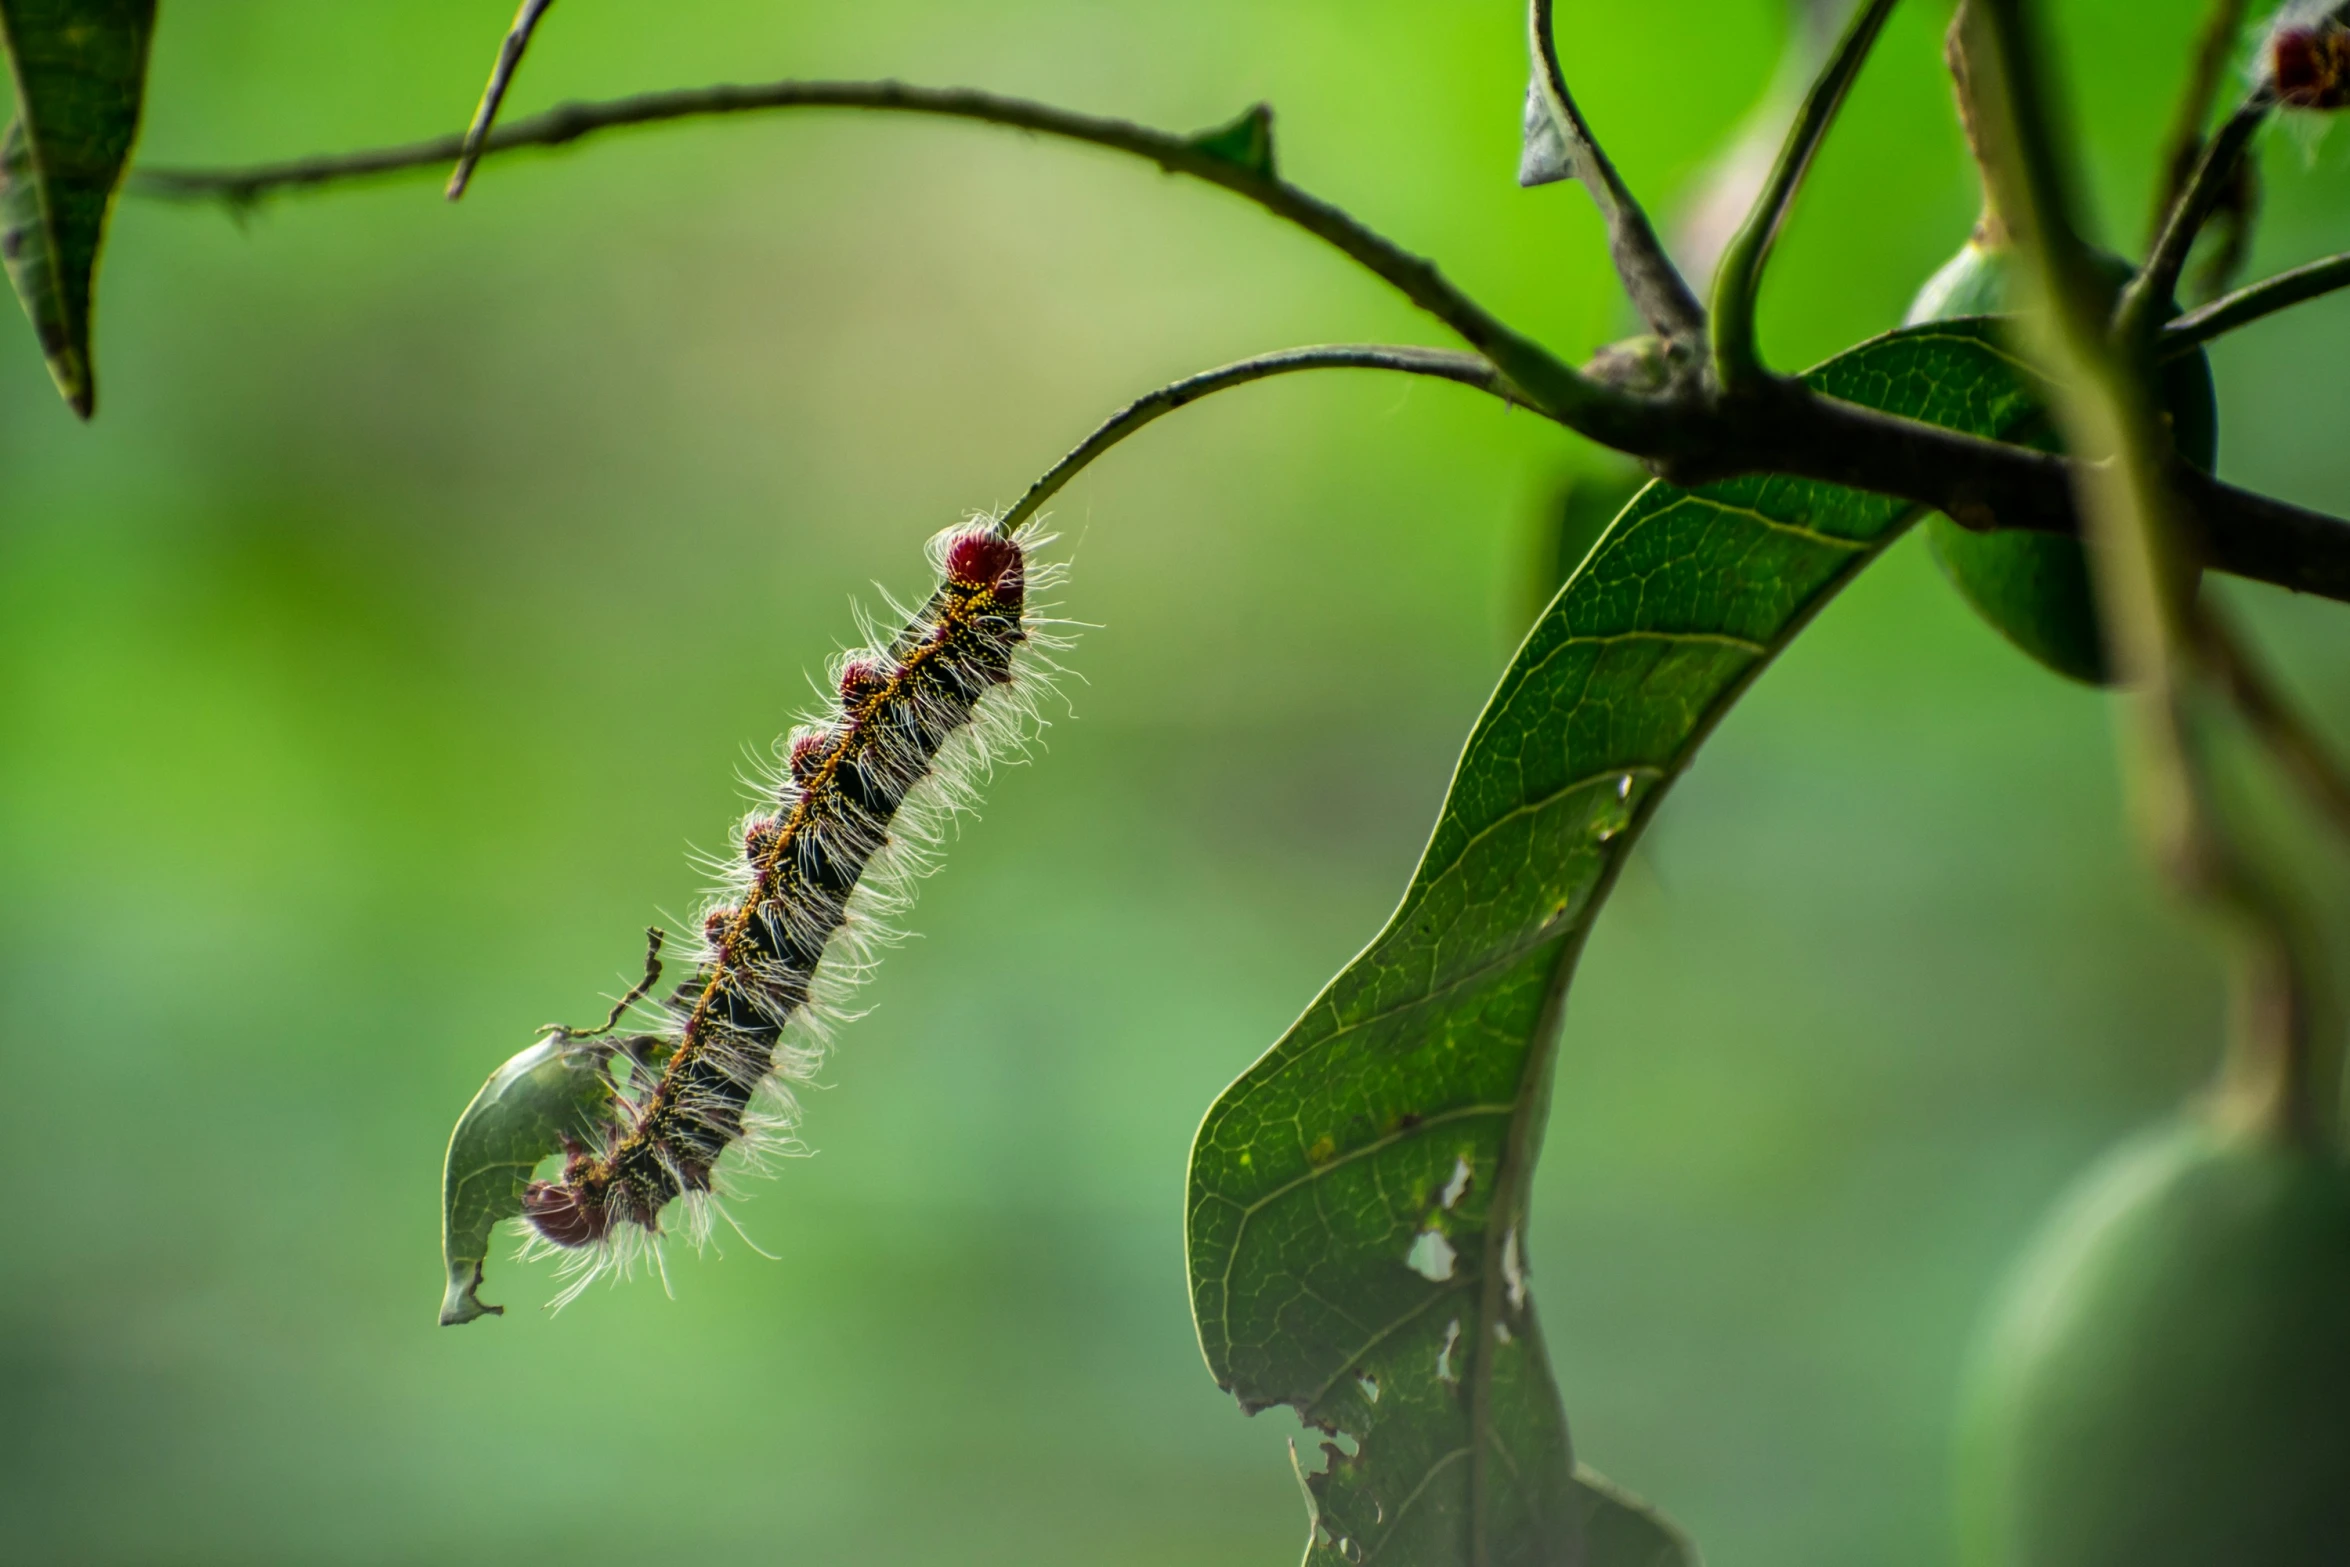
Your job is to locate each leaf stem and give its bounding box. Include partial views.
[994,345,1512,535]
[2197,606,2350,848]
[1964,0,2328,1147]
[2160,249,2350,355]
[447,0,558,200]
[1709,0,1901,391]
[1525,0,1709,350]
[2149,0,2250,237]
[132,77,1632,438]
[2120,93,2271,341]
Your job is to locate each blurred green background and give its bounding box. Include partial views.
[4,1,2349,1562]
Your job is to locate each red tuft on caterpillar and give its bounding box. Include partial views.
[2270,20,2350,109]
[943,527,1022,590]
[787,728,830,783]
[837,657,892,708]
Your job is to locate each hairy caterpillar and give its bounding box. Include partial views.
[513,519,1062,1303]
[2267,2,2350,110]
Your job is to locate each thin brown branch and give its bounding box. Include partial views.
[132,77,1636,441]
[1709,0,1901,390]
[2150,0,2250,237]
[2162,249,2350,354]
[2122,94,2272,339]
[2198,607,2350,846]
[1526,0,1709,350]
[545,926,665,1040]
[995,345,1514,533]
[127,73,2350,607]
[2190,155,2261,301]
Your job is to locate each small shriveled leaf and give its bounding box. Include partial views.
[1187,322,2045,1566]
[439,1033,613,1325]
[1517,75,1574,188]
[0,0,156,417]
[1186,102,1276,179]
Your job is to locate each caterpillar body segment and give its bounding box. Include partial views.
[516,521,1058,1302]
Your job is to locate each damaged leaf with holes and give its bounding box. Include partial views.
[0,0,156,416]
[439,1032,617,1326]
[1186,321,2044,1566]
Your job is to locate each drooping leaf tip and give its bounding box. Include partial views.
[440,1259,503,1326]
[52,343,94,417]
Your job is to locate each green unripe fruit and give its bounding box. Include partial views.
[1904,242,2219,685]
[1956,1119,2350,1567]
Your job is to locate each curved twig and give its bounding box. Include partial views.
[2121,93,2272,340]
[132,78,1628,439]
[2197,607,2350,846]
[2161,250,2350,355]
[1526,0,1708,349]
[996,345,1512,534]
[2150,0,2251,233]
[1709,0,1901,390]
[544,926,665,1041]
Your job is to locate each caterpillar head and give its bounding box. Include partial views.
[522,1177,612,1249]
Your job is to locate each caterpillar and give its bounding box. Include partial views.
[518,518,1061,1302]
[2273,14,2350,111]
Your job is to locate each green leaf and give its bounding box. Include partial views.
[439,1033,614,1326]
[1186,322,2044,1566]
[1186,102,1275,179]
[1570,1467,1698,1567]
[0,0,156,418]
